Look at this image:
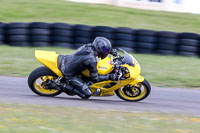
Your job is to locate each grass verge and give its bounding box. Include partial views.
[0,45,200,88]
[0,0,200,33]
[0,103,200,133]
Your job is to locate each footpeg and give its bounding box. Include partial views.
[93,88,101,96]
[45,79,62,91]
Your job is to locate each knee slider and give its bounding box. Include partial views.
[82,84,92,96]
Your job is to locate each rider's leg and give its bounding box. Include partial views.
[69,76,92,98]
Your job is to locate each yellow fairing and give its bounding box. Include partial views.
[35,50,63,77]
[82,56,113,77]
[90,60,144,95]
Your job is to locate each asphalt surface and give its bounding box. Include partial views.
[0,76,200,116]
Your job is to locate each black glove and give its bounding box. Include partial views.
[110,49,118,56]
[109,73,118,81]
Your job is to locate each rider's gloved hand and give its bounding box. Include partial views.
[110,49,118,56]
[109,73,118,81]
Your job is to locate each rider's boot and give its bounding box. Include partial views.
[69,77,92,99]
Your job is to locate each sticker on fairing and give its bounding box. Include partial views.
[98,67,107,69]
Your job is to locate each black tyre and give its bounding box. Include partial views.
[28,66,62,96]
[52,30,73,37]
[157,43,177,51]
[74,31,92,38]
[115,79,151,102]
[7,22,29,29]
[136,42,155,49]
[136,29,156,36]
[179,32,199,39]
[7,29,28,35]
[8,35,28,42]
[31,42,51,47]
[0,35,4,41]
[0,29,5,35]
[0,41,3,45]
[52,36,73,42]
[53,42,74,48]
[30,29,51,35]
[136,48,154,54]
[0,22,6,28]
[74,37,92,43]
[158,37,178,45]
[137,36,157,43]
[114,40,136,48]
[115,27,135,34]
[30,22,50,29]
[93,32,114,39]
[93,26,114,32]
[74,24,93,31]
[51,23,73,30]
[10,42,30,47]
[30,36,50,42]
[114,33,135,41]
[157,31,177,38]
[179,39,199,46]
[179,45,198,53]
[178,51,198,57]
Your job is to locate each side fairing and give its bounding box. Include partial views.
[82,56,113,77]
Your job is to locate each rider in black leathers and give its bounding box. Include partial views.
[61,37,118,99]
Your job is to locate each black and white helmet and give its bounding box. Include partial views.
[92,37,112,59]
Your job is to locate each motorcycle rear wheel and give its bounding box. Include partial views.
[115,79,151,102]
[28,66,62,96]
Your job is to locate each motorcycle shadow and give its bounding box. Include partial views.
[28,94,147,104]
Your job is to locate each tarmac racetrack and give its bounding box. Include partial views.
[0,76,200,116]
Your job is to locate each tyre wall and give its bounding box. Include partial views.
[0,22,200,57]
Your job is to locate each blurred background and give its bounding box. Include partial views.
[0,0,200,133]
[68,0,200,14]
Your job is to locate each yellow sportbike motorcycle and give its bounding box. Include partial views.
[28,48,151,102]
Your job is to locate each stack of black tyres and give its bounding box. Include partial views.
[113,27,136,52]
[156,31,178,55]
[51,23,74,48]
[178,33,199,56]
[29,22,51,47]
[135,29,157,54]
[0,22,5,45]
[92,26,115,46]
[73,24,93,48]
[2,21,200,58]
[6,22,30,46]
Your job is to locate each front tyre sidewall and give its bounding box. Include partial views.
[28,66,62,96]
[115,79,151,102]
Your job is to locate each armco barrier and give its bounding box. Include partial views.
[0,22,200,57]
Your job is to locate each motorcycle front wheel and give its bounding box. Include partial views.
[28,66,62,96]
[115,79,151,102]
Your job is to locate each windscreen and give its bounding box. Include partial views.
[118,49,135,67]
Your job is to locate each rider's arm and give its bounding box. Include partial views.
[84,58,99,81]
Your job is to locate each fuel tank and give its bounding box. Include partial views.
[82,56,113,77]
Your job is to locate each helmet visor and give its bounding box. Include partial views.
[102,47,110,55]
[100,47,110,59]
